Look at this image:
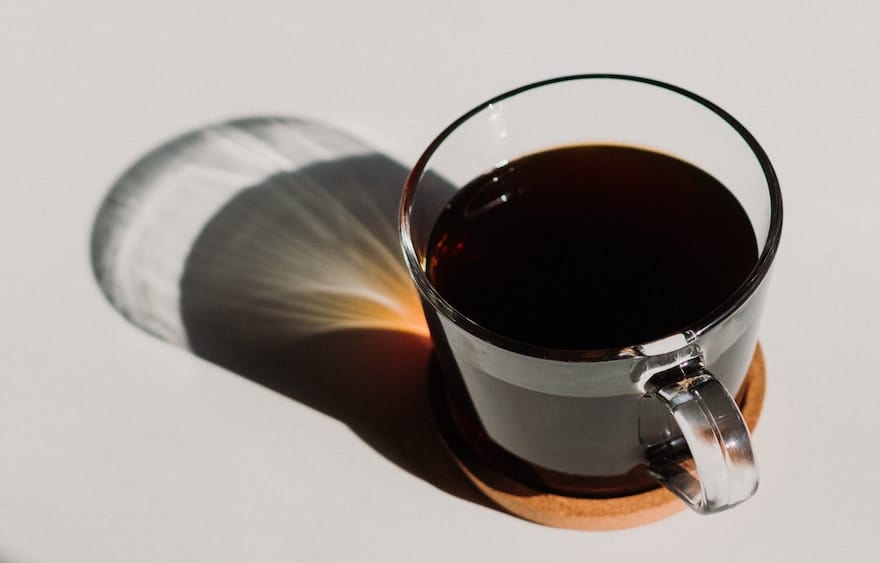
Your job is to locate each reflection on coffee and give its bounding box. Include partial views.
[427,144,758,350]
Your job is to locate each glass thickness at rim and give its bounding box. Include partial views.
[400,74,783,362]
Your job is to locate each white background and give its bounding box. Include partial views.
[3,1,879,561]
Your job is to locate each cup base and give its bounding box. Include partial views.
[430,344,767,530]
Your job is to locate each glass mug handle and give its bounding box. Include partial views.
[643,358,758,514]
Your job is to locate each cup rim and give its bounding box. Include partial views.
[399,73,783,362]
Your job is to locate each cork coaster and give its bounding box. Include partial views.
[432,344,766,531]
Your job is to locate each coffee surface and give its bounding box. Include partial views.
[426,144,758,350]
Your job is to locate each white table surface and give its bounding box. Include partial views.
[3,1,879,561]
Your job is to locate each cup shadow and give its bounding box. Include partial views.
[90,117,488,507]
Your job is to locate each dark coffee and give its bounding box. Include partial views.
[425,144,760,497]
[426,144,758,350]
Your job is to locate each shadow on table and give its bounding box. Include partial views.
[90,117,488,508]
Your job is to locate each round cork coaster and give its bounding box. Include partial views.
[432,344,766,531]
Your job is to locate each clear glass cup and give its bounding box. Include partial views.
[400,75,782,514]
